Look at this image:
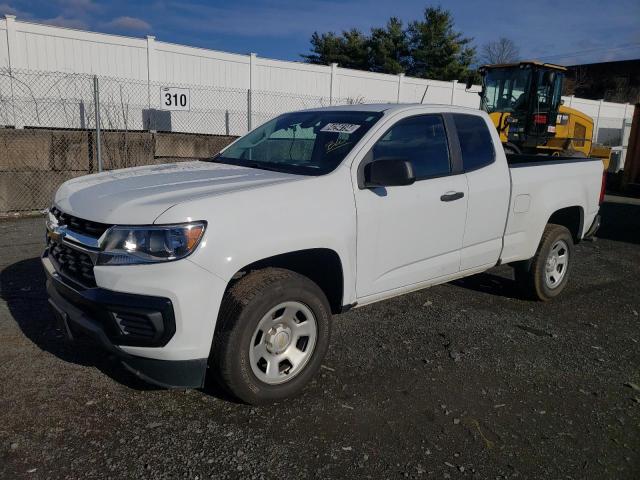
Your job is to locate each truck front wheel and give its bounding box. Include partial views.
[514,224,574,301]
[210,268,332,404]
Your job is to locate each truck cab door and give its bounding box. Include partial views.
[451,113,511,270]
[353,113,468,298]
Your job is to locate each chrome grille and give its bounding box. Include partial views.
[51,207,111,238]
[48,240,96,287]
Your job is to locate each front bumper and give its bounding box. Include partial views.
[43,253,208,388]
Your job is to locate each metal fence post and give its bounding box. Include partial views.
[5,14,22,129]
[93,75,103,173]
[225,109,230,136]
[247,89,252,131]
[247,52,257,132]
[450,79,458,105]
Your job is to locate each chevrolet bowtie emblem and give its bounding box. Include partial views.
[48,225,66,242]
[46,211,67,243]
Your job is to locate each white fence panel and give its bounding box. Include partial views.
[254,58,331,96]
[335,68,398,103]
[454,83,482,109]
[12,21,148,79]
[400,78,454,105]
[154,42,250,89]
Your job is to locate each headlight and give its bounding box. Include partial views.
[97,222,206,265]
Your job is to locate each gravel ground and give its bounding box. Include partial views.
[0,200,638,480]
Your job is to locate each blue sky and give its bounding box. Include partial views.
[2,0,639,66]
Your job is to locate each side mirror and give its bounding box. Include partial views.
[364,158,415,188]
[465,76,474,90]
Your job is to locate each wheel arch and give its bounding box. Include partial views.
[229,248,345,314]
[547,205,584,244]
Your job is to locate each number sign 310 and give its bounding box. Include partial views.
[160,87,190,111]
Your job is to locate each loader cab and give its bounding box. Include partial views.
[477,62,566,153]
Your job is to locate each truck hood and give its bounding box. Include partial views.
[54,161,303,224]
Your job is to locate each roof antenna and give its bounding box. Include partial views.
[420,85,429,104]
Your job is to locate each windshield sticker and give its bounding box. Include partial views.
[321,123,361,134]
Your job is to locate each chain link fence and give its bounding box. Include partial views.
[2,67,631,215]
[0,68,367,214]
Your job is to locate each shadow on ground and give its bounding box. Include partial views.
[0,256,237,401]
[0,257,159,391]
[451,269,523,299]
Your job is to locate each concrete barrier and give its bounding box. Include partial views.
[155,132,235,159]
[0,129,91,171]
[0,128,237,213]
[0,170,81,212]
[99,131,155,170]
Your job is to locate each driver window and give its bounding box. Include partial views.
[371,115,450,180]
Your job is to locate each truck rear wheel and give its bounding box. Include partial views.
[211,268,331,404]
[514,224,574,301]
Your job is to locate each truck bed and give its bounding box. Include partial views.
[499,154,603,264]
[506,154,601,167]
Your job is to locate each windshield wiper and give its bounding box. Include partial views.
[203,156,301,174]
[242,161,289,173]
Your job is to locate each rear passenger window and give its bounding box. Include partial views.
[372,115,450,179]
[453,114,495,171]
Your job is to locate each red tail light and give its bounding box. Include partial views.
[533,113,547,124]
[599,173,606,205]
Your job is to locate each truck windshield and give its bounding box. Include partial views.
[482,67,531,113]
[208,111,383,175]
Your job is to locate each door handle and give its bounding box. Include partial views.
[440,191,464,202]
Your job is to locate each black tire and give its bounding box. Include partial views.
[514,224,574,301]
[210,268,332,405]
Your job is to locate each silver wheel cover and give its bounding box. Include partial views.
[249,301,318,385]
[544,239,569,289]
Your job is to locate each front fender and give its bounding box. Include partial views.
[154,168,358,305]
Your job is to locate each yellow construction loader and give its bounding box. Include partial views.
[468,61,611,168]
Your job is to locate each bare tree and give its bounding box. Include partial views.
[480,37,520,65]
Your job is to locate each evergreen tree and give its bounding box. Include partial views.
[302,5,478,81]
[405,6,476,80]
[368,18,409,74]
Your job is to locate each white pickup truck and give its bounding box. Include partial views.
[43,104,604,404]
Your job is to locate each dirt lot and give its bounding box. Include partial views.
[0,200,638,480]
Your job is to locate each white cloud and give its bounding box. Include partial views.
[105,16,151,33]
[0,3,20,16]
[42,15,88,30]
